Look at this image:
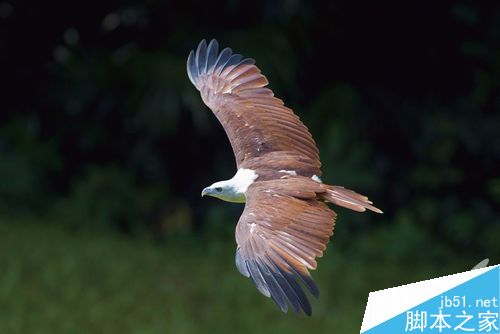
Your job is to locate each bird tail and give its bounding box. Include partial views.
[320,185,383,214]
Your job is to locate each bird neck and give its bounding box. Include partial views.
[230,168,258,193]
[216,168,258,203]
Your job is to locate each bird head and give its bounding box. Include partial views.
[201,181,245,203]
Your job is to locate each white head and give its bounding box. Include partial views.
[201,168,258,203]
[201,180,246,203]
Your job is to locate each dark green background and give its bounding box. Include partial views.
[1,1,499,333]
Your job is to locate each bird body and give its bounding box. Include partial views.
[188,39,381,315]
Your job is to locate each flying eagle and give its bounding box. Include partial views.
[187,39,381,316]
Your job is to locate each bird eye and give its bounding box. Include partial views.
[215,187,222,192]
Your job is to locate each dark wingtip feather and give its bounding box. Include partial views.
[256,260,288,313]
[264,258,302,314]
[205,39,219,72]
[238,58,256,66]
[213,47,231,69]
[186,50,197,86]
[291,266,320,298]
[270,248,320,299]
[235,250,250,277]
[240,252,317,316]
[246,260,271,297]
[187,39,257,90]
[274,264,313,316]
[195,39,207,77]
[224,54,243,69]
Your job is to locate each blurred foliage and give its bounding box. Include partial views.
[51,165,143,232]
[0,115,60,214]
[0,0,499,332]
[0,221,470,334]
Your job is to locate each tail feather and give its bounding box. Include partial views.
[321,185,383,214]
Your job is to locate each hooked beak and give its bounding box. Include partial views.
[201,187,210,197]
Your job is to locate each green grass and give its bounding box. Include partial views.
[0,220,471,334]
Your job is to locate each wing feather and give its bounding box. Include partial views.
[234,179,336,315]
[256,259,289,312]
[187,39,320,173]
[235,250,250,277]
[195,39,207,77]
[246,258,271,297]
[269,256,311,314]
[261,255,301,313]
[205,39,219,73]
[213,47,233,72]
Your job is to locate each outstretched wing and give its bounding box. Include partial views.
[187,39,321,173]
[234,179,337,315]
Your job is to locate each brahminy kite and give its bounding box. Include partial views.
[187,39,381,316]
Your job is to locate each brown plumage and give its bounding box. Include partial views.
[188,39,381,315]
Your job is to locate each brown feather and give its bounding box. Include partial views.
[188,40,320,171]
[234,179,336,315]
[187,39,382,316]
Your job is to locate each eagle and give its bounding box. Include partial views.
[187,39,381,316]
